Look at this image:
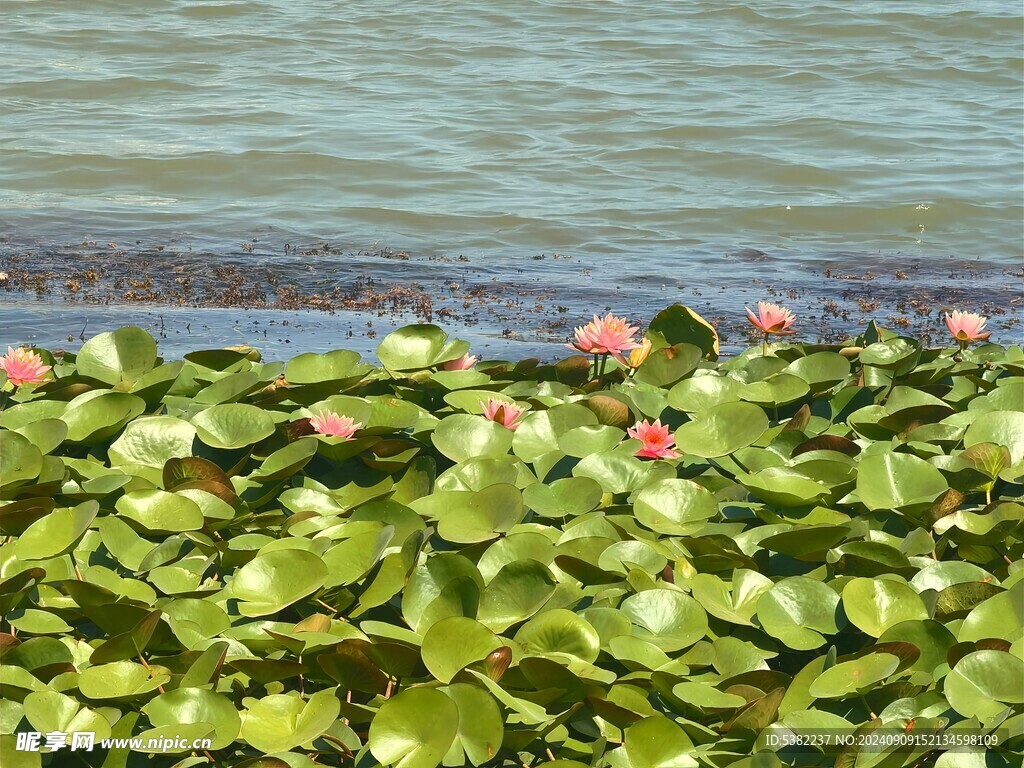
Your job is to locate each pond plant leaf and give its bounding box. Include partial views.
[0,313,1019,764]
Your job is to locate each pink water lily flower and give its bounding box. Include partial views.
[567,313,641,357]
[0,346,52,387]
[442,353,479,371]
[481,398,526,431]
[945,310,990,349]
[628,419,681,460]
[745,302,797,335]
[310,410,362,440]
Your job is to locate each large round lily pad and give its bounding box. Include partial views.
[240,690,340,753]
[855,452,948,512]
[76,326,158,385]
[369,687,460,768]
[192,404,276,449]
[142,688,241,749]
[674,402,768,458]
[757,577,841,650]
[964,410,1024,463]
[944,650,1024,722]
[422,616,501,683]
[515,609,601,662]
[231,549,328,616]
[633,479,718,534]
[377,325,468,372]
[842,578,929,637]
[620,590,708,651]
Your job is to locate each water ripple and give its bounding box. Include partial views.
[0,0,1020,271]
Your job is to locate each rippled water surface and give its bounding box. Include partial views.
[1,0,1021,353]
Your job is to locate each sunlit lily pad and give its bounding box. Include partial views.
[674,401,768,458]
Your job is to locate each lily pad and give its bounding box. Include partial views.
[76,326,158,385]
[757,577,841,650]
[377,325,468,372]
[855,452,948,512]
[192,403,275,449]
[808,653,899,698]
[620,590,708,652]
[240,689,341,753]
[232,549,328,616]
[674,401,768,458]
[633,479,718,535]
[421,617,501,683]
[368,688,459,768]
[842,578,929,637]
[944,650,1024,722]
[515,609,601,662]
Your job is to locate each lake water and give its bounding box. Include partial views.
[2,0,1021,356]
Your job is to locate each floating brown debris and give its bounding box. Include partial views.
[1,239,1021,351]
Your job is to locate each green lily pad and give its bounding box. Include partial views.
[79,660,170,699]
[12,419,67,456]
[62,390,146,443]
[285,349,367,384]
[647,304,719,358]
[192,403,275,449]
[523,477,603,518]
[116,490,204,533]
[0,430,43,488]
[674,401,768,458]
[808,653,900,698]
[668,374,742,413]
[143,688,241,750]
[964,410,1024,463]
[958,583,1024,643]
[741,468,831,508]
[432,415,514,463]
[634,479,718,535]
[632,343,702,387]
[620,590,708,652]
[672,681,748,710]
[624,716,698,768]
[558,424,624,458]
[108,416,196,467]
[14,501,99,560]
[784,352,851,389]
[442,683,504,766]
[240,689,341,753]
[515,609,601,662]
[377,325,468,372]
[757,577,841,650]
[691,570,772,626]
[22,691,112,741]
[76,326,158,384]
[574,449,673,494]
[368,687,459,768]
[232,549,329,616]
[944,650,1024,722]
[740,374,810,407]
[512,403,596,462]
[842,578,929,637]
[859,338,920,369]
[855,452,948,512]
[429,484,524,544]
[422,617,501,683]
[477,560,556,632]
